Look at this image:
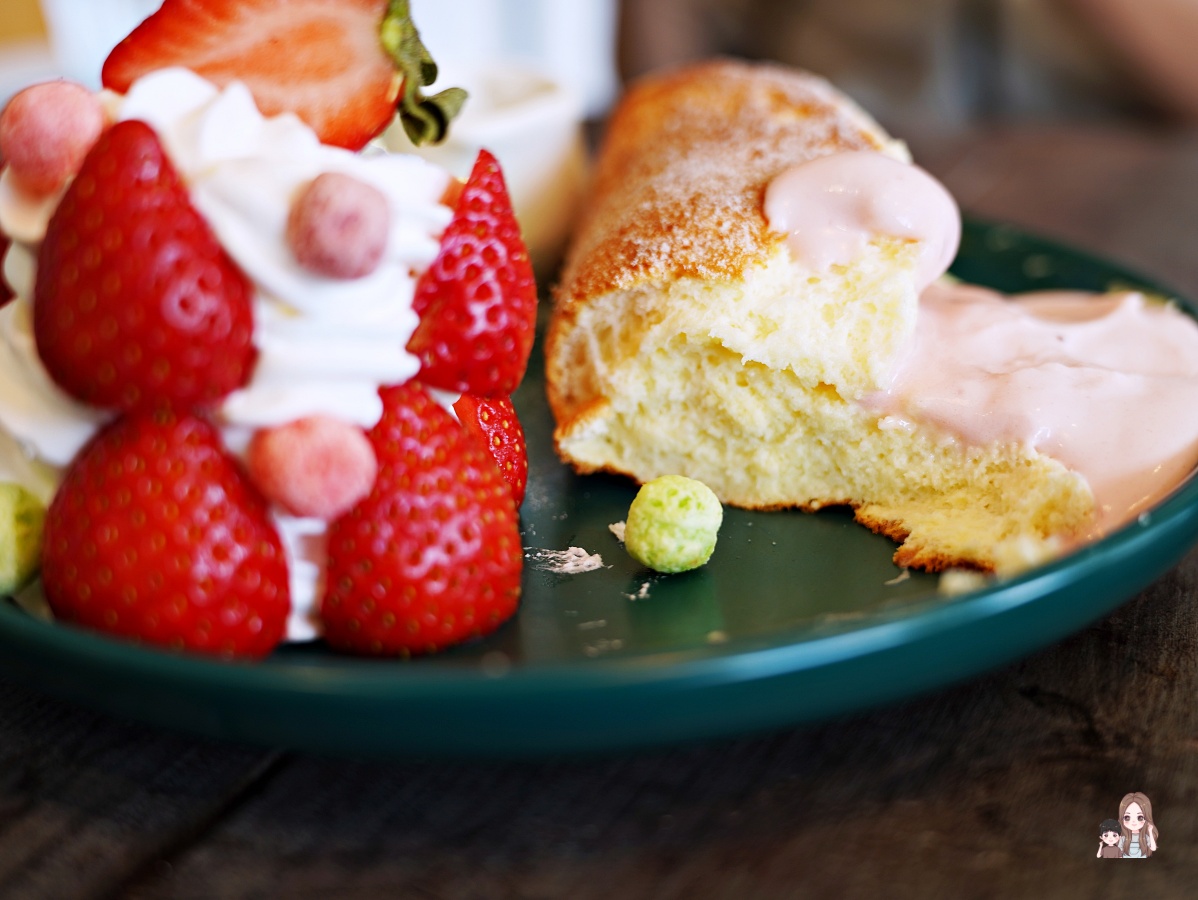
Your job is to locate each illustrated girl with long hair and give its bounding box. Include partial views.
[1118,791,1159,858]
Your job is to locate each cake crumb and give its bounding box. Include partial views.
[609,521,626,542]
[583,638,624,657]
[480,651,512,677]
[525,546,605,574]
[624,581,651,601]
[937,569,992,597]
[12,581,52,622]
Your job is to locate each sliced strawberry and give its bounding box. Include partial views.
[34,119,255,412]
[41,409,290,659]
[102,0,465,150]
[407,149,537,396]
[454,393,528,507]
[321,382,522,656]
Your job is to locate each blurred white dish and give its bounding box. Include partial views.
[0,40,60,104]
[412,0,618,118]
[38,0,159,87]
[385,63,588,274]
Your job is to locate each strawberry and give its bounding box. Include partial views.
[321,383,522,656]
[453,393,528,506]
[407,149,537,396]
[102,0,466,150]
[34,119,255,412]
[41,408,290,659]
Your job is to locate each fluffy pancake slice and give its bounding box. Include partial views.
[545,60,1095,573]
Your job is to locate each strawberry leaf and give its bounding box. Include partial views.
[381,0,468,146]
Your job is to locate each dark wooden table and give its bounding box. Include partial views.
[4,125,1198,899]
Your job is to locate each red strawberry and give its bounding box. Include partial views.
[41,409,290,659]
[102,0,466,150]
[453,393,528,506]
[407,149,537,396]
[34,119,255,412]
[321,383,522,656]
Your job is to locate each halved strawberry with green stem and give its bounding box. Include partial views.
[408,149,537,396]
[454,393,528,506]
[102,0,465,149]
[34,119,255,411]
[321,383,522,656]
[41,408,290,659]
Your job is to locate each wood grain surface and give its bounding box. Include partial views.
[3,124,1198,899]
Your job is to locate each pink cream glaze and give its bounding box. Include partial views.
[763,150,961,289]
[868,282,1198,538]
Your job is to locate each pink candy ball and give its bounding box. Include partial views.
[286,172,390,279]
[247,416,378,520]
[0,80,106,195]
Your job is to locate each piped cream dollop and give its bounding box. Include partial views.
[764,150,960,289]
[117,68,453,429]
[869,283,1198,537]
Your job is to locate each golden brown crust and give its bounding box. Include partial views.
[546,59,896,438]
[556,59,892,303]
[854,508,991,573]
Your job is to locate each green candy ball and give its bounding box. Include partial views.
[0,482,45,595]
[624,475,723,573]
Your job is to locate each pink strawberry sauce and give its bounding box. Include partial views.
[866,283,1198,540]
[766,149,1198,543]
[764,149,960,291]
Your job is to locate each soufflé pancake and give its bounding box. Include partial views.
[545,60,1198,575]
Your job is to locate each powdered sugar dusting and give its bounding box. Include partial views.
[526,546,605,574]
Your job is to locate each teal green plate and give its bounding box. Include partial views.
[3,219,1198,759]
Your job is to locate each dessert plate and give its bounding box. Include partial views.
[4,219,1198,759]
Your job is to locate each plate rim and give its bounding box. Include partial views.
[3,217,1197,756]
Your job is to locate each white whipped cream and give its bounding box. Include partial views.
[0,69,457,640]
[118,68,452,429]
